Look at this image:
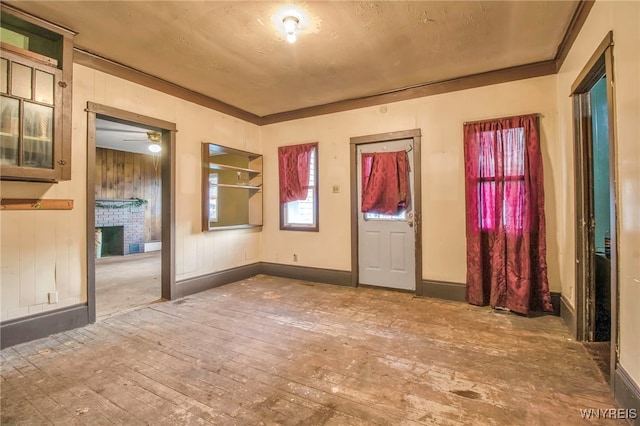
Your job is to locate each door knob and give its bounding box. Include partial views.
[407,212,414,228]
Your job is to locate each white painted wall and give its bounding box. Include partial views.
[0,64,262,320]
[557,0,640,387]
[261,75,562,291]
[1,0,637,395]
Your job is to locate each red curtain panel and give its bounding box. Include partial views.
[278,143,315,204]
[361,151,410,214]
[463,114,553,315]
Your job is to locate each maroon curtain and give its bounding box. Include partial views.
[463,114,553,314]
[361,151,409,214]
[278,143,315,204]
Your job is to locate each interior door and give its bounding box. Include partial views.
[357,139,415,290]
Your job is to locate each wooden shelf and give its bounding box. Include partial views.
[205,224,262,231]
[0,198,73,210]
[214,183,261,190]
[202,142,263,231]
[208,162,260,174]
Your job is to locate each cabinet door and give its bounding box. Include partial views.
[0,51,64,182]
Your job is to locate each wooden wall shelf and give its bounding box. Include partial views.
[0,198,74,210]
[202,142,263,231]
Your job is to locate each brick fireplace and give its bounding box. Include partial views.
[95,199,146,256]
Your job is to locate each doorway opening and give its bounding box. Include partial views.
[86,102,176,323]
[93,116,164,318]
[572,32,618,386]
[350,129,422,293]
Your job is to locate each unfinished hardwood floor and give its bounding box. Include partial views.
[1,275,622,425]
[96,251,162,319]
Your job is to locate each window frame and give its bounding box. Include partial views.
[280,143,319,232]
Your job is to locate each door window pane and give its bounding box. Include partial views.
[35,70,54,105]
[0,59,7,94]
[364,211,407,221]
[11,62,32,99]
[23,102,53,169]
[0,96,19,165]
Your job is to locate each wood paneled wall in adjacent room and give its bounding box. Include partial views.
[95,147,161,242]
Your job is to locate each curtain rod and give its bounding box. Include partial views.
[463,113,542,126]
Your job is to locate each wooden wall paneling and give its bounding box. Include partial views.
[150,155,162,242]
[104,149,110,195]
[152,168,162,241]
[0,214,21,318]
[18,212,36,307]
[105,149,115,196]
[156,158,162,240]
[34,215,55,305]
[54,209,71,301]
[143,154,154,242]
[133,153,143,199]
[95,148,103,199]
[94,148,162,243]
[101,148,108,197]
[114,150,125,199]
[124,151,134,197]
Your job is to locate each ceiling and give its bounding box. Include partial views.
[95,118,158,155]
[5,1,580,119]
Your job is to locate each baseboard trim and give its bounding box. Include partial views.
[0,304,89,349]
[550,292,561,317]
[419,279,466,302]
[560,295,577,338]
[175,263,262,298]
[261,262,353,287]
[0,263,565,349]
[614,364,640,425]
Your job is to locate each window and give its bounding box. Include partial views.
[475,127,525,232]
[279,143,318,231]
[208,173,218,222]
[463,114,553,314]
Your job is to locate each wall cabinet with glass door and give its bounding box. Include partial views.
[202,143,263,231]
[0,5,74,182]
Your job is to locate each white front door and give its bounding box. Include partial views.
[357,139,415,291]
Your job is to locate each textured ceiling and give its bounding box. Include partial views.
[5,1,579,117]
[95,118,157,156]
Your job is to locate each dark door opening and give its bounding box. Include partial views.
[590,76,611,344]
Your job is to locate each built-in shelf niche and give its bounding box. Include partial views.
[201,142,262,231]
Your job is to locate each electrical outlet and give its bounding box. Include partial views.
[48,291,58,304]
[293,254,298,262]
[332,185,340,193]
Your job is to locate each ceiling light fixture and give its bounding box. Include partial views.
[147,131,162,153]
[283,15,299,43]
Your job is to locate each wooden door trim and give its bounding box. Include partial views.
[349,129,422,292]
[85,102,177,323]
[570,31,618,390]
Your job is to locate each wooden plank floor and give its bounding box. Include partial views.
[1,275,622,425]
[96,251,162,319]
